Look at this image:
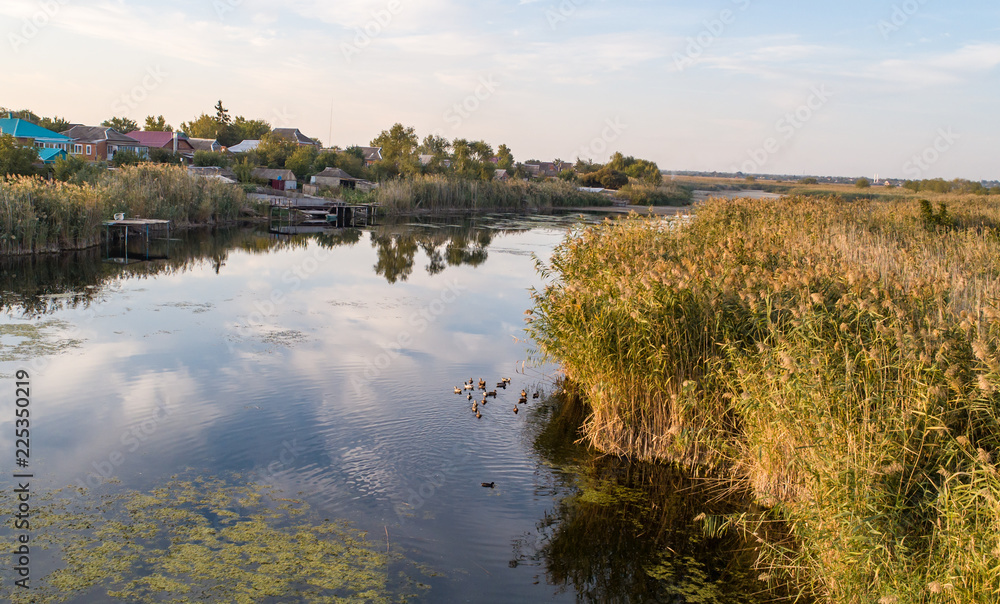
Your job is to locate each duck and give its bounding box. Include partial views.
[520,389,527,398]
[481,482,495,488]
[502,377,512,384]
[496,382,507,389]
[472,401,478,412]
[486,390,497,398]
[464,383,474,390]
[476,410,482,419]
[454,387,462,394]
[518,397,527,404]
[467,393,473,400]
[513,405,519,414]
[532,391,540,399]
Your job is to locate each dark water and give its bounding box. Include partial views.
[0,216,771,603]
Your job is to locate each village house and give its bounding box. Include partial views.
[61,125,149,162]
[272,128,319,147]
[251,168,297,191]
[0,117,73,163]
[188,138,224,153]
[228,140,260,153]
[358,146,383,166]
[311,167,358,189]
[127,130,195,157]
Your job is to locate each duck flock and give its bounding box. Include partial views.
[454,377,540,420]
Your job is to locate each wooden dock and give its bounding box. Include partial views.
[102,218,173,263]
[267,198,377,232]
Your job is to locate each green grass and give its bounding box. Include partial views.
[528,195,1000,602]
[0,165,254,255]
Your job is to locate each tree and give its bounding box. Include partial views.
[232,116,270,142]
[53,154,105,183]
[102,116,139,134]
[286,145,319,180]
[144,115,173,132]
[496,144,514,171]
[371,123,419,176]
[193,150,232,167]
[800,177,818,185]
[254,131,297,168]
[215,100,231,125]
[39,116,71,133]
[855,177,871,189]
[0,133,39,176]
[112,149,145,167]
[180,114,224,140]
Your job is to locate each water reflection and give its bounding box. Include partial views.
[521,389,774,603]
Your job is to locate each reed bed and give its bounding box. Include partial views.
[0,165,249,255]
[374,175,610,214]
[529,195,1000,602]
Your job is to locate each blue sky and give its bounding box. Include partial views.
[2,0,998,179]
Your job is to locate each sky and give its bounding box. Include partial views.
[1,0,998,180]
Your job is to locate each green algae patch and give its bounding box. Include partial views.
[0,320,81,363]
[0,477,401,603]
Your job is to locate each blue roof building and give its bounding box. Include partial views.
[0,118,73,151]
[37,148,68,164]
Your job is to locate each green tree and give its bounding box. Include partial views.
[193,150,232,167]
[39,116,71,133]
[53,154,105,183]
[497,144,514,171]
[371,123,419,177]
[233,157,255,183]
[286,145,319,180]
[102,116,139,134]
[144,115,173,132]
[231,117,270,142]
[112,149,145,167]
[0,133,39,176]
[215,100,231,125]
[255,131,297,168]
[148,148,183,164]
[855,177,871,189]
[801,177,818,185]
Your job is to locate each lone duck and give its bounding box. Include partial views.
[481,482,495,488]
[454,387,462,394]
[533,391,540,399]
[513,405,519,414]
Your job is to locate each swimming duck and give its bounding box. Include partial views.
[486,390,497,398]
[532,391,540,399]
[520,389,527,398]
[476,410,482,419]
[472,401,478,412]
[454,387,462,394]
[502,377,512,384]
[467,393,473,400]
[518,397,527,404]
[464,384,474,390]
[496,382,507,389]
[481,482,495,488]
[513,405,519,414]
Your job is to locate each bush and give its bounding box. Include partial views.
[193,150,232,168]
[614,183,691,206]
[855,177,871,188]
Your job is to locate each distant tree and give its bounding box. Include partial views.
[902,180,920,192]
[855,177,871,189]
[102,116,139,134]
[800,177,818,185]
[496,144,514,171]
[233,157,255,183]
[336,148,366,178]
[580,166,627,190]
[285,145,319,180]
[53,154,105,183]
[419,134,450,156]
[311,149,340,173]
[180,114,223,140]
[148,147,182,164]
[574,158,600,174]
[255,131,297,168]
[745,175,757,183]
[0,133,39,176]
[231,116,270,142]
[39,116,71,133]
[215,100,231,125]
[193,150,232,167]
[144,115,173,132]
[112,149,145,167]
[557,169,577,182]
[371,123,419,176]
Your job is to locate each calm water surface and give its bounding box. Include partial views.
[0,215,769,603]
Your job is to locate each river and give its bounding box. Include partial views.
[0,215,771,603]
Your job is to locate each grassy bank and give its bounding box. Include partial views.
[528,195,1000,601]
[373,175,611,214]
[0,165,254,255]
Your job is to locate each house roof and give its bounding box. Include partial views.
[37,148,68,163]
[0,118,72,143]
[61,125,143,145]
[252,168,296,181]
[272,128,317,145]
[126,131,189,147]
[228,140,260,153]
[188,138,221,152]
[358,146,383,162]
[314,167,357,180]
